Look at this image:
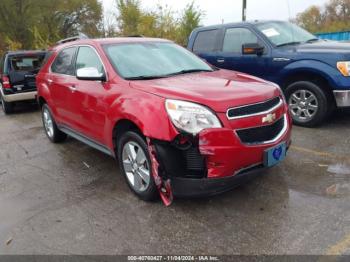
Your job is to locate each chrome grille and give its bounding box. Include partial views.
[227,97,282,119]
[236,115,287,145]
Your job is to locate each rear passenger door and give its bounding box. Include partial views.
[191,29,221,66]
[216,27,269,77]
[49,47,79,127]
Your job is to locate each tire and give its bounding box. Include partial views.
[285,81,332,127]
[1,95,14,114]
[117,131,158,201]
[41,104,67,143]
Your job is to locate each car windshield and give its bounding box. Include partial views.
[256,21,317,47]
[103,42,213,80]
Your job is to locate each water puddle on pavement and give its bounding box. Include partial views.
[327,164,350,176]
[325,163,350,197]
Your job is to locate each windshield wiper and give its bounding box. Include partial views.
[305,38,319,43]
[276,41,302,47]
[125,75,168,80]
[125,69,214,80]
[165,69,214,77]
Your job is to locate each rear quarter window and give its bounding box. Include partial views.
[193,29,219,53]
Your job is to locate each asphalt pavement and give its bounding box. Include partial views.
[0,103,349,255]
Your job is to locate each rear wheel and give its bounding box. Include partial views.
[117,131,158,201]
[285,81,332,127]
[1,95,14,114]
[41,104,67,143]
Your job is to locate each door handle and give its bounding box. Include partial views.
[48,79,53,84]
[68,85,77,92]
[217,58,225,63]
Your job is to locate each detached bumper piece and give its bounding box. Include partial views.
[333,90,350,107]
[171,164,265,198]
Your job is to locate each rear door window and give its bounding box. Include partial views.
[41,51,53,69]
[193,29,219,53]
[51,47,77,76]
[222,28,258,53]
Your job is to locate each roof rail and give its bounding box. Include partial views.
[56,33,89,45]
[127,34,144,37]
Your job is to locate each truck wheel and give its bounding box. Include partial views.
[285,81,331,127]
[1,95,14,114]
[41,104,67,143]
[117,131,158,201]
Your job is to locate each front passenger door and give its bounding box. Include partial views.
[73,46,108,143]
[216,27,268,77]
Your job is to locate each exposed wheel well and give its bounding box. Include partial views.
[283,71,333,95]
[282,71,336,107]
[112,119,142,152]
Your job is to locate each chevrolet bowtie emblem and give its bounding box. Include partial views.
[262,113,276,124]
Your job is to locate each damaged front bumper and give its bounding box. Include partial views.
[151,128,291,201]
[149,113,292,203]
[170,164,265,198]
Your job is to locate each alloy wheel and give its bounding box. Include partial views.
[288,89,318,122]
[122,141,151,192]
[43,108,54,138]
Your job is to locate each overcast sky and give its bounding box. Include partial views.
[102,0,329,25]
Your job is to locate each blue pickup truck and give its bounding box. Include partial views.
[188,20,350,127]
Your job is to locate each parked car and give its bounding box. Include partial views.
[36,36,292,204]
[188,20,350,127]
[0,50,47,114]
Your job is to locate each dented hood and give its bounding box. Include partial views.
[129,69,281,113]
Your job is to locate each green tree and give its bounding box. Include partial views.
[114,0,204,44]
[296,0,350,33]
[0,0,37,49]
[116,0,142,36]
[323,0,350,32]
[0,0,103,52]
[138,11,158,37]
[155,4,178,39]
[177,1,203,46]
[295,6,324,33]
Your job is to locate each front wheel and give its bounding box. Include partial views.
[117,131,158,201]
[285,81,332,127]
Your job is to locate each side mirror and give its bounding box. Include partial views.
[242,43,264,56]
[76,67,106,81]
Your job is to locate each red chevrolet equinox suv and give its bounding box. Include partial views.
[36,37,292,205]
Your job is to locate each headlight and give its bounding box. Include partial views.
[165,99,222,135]
[270,82,286,101]
[337,61,350,76]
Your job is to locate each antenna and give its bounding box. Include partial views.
[286,0,295,42]
[242,0,247,21]
[286,0,292,21]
